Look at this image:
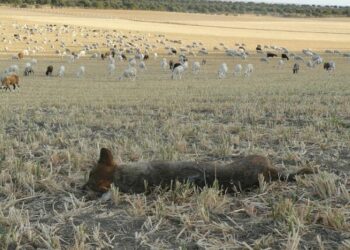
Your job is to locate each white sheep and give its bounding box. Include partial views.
[218,63,228,79]
[5,64,19,75]
[233,64,243,76]
[192,61,201,74]
[244,64,254,77]
[161,58,168,70]
[68,54,75,63]
[76,66,85,78]
[171,65,185,80]
[58,65,65,77]
[107,63,116,75]
[120,66,137,81]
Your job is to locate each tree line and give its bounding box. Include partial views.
[4,0,350,17]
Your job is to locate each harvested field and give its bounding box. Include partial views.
[0,6,349,249]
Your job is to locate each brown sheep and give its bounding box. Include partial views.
[18,52,24,60]
[84,148,314,194]
[2,74,19,91]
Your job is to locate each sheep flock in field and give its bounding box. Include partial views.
[0,21,347,92]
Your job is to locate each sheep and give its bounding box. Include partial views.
[5,65,19,75]
[192,61,201,74]
[107,63,116,75]
[160,58,168,70]
[91,53,98,59]
[293,63,300,74]
[233,64,243,76]
[18,51,24,59]
[58,65,65,77]
[171,65,185,80]
[324,61,336,72]
[312,55,323,65]
[76,66,85,78]
[139,61,147,71]
[68,54,75,63]
[244,64,254,77]
[1,74,19,91]
[108,55,115,65]
[46,65,53,76]
[169,60,182,71]
[281,53,289,60]
[218,63,228,79]
[24,63,34,76]
[267,52,278,58]
[120,66,137,81]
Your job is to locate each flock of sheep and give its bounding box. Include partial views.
[0,22,345,91]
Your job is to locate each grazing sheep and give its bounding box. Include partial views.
[139,61,147,71]
[172,65,185,80]
[18,51,24,60]
[218,63,228,79]
[46,65,53,76]
[256,45,262,53]
[192,61,201,74]
[76,66,85,78]
[58,65,65,77]
[91,53,98,59]
[233,64,243,76]
[24,63,34,76]
[120,66,137,81]
[312,55,323,65]
[244,64,254,77]
[68,54,75,63]
[107,63,116,75]
[169,60,182,71]
[323,61,336,72]
[1,74,19,91]
[281,53,289,60]
[293,63,300,74]
[267,52,278,58]
[5,65,19,75]
[160,58,168,70]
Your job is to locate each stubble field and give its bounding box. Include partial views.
[0,6,349,249]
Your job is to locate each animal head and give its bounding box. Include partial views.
[85,148,117,193]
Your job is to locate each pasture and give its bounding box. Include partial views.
[0,6,349,249]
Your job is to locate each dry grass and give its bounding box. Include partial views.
[0,6,349,249]
[0,52,348,249]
